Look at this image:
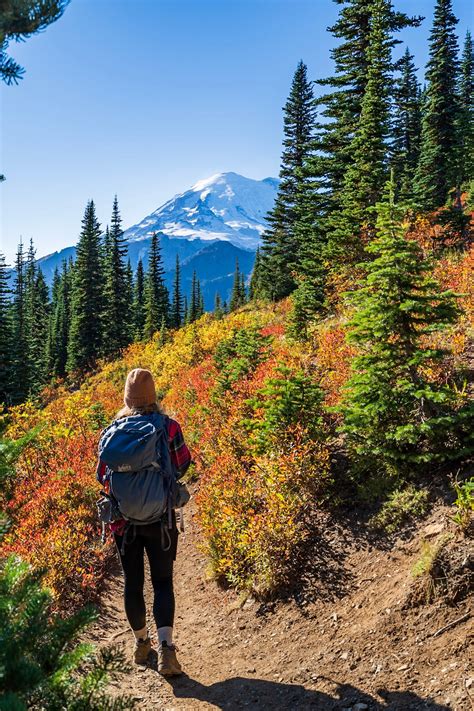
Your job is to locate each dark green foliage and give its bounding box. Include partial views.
[214,292,224,319]
[23,241,49,395]
[391,47,422,200]
[10,240,28,404]
[340,178,473,475]
[229,259,245,311]
[248,248,265,301]
[170,255,184,328]
[261,61,316,300]
[245,365,324,454]
[67,201,104,373]
[143,233,169,340]
[102,197,131,358]
[133,259,145,340]
[0,546,135,710]
[0,253,12,405]
[458,30,474,186]
[325,0,394,268]
[0,0,70,84]
[48,260,71,379]
[314,0,422,207]
[186,271,199,324]
[414,0,460,210]
[213,327,270,395]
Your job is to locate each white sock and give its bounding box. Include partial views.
[132,624,148,641]
[158,626,173,646]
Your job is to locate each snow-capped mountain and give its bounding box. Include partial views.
[124,172,278,249]
[30,172,278,308]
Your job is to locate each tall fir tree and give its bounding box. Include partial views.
[48,259,72,378]
[102,196,130,357]
[170,254,184,328]
[229,259,244,311]
[10,239,29,403]
[314,0,422,209]
[261,61,316,300]
[214,292,224,318]
[67,200,104,373]
[24,240,49,394]
[325,0,395,268]
[143,233,169,340]
[249,247,265,301]
[414,0,460,210]
[391,47,422,200]
[133,258,146,339]
[458,30,474,186]
[187,271,198,324]
[340,176,473,473]
[0,252,12,405]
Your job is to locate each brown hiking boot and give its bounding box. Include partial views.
[133,636,152,665]
[158,641,182,676]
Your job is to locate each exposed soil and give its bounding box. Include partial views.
[87,495,473,710]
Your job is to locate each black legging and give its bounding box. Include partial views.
[114,521,178,631]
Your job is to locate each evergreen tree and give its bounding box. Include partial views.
[414,0,460,210]
[170,254,184,328]
[0,0,70,84]
[67,200,104,373]
[187,271,198,323]
[458,30,474,186]
[340,177,473,474]
[0,253,12,405]
[391,47,422,200]
[314,0,422,207]
[214,292,224,318]
[143,233,169,340]
[10,240,29,403]
[102,196,130,357]
[48,259,71,378]
[23,240,49,394]
[239,273,246,305]
[183,295,189,324]
[230,259,243,311]
[133,258,146,339]
[196,278,205,318]
[261,61,316,300]
[249,247,265,301]
[325,0,394,267]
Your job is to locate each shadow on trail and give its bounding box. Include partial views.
[164,673,451,710]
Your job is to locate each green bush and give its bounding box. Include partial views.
[369,484,430,533]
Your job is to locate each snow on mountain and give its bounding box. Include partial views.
[124,172,279,250]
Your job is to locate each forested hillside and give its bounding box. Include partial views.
[1,0,473,707]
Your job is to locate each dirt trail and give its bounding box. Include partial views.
[87,496,473,710]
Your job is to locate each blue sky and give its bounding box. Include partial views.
[1,0,472,263]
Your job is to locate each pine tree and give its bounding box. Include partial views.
[314,0,422,208]
[325,0,394,267]
[458,30,474,186]
[67,200,104,373]
[249,247,265,301]
[133,258,146,339]
[214,292,224,318]
[230,259,243,311]
[23,240,49,394]
[0,253,12,405]
[0,0,70,84]
[391,47,422,200]
[239,273,246,306]
[102,196,130,357]
[10,240,29,403]
[196,278,205,318]
[414,0,460,210]
[261,61,316,300]
[170,254,184,328]
[187,271,198,323]
[340,176,473,473]
[143,233,169,340]
[48,259,71,378]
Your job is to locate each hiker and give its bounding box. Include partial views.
[96,368,191,675]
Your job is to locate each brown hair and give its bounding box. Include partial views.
[115,401,165,419]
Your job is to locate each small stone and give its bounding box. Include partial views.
[341,652,349,660]
[466,678,473,689]
[424,522,444,537]
[397,664,409,671]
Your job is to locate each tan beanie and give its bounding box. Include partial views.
[123,368,157,408]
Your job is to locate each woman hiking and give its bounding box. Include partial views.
[97,368,191,675]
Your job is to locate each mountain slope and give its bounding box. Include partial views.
[124,172,279,249]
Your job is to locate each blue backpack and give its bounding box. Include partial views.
[97,413,190,550]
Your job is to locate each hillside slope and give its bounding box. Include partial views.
[89,493,472,710]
